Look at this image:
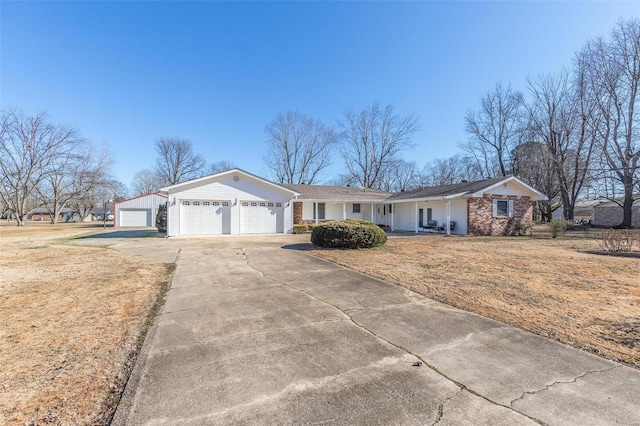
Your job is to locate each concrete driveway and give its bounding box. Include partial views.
[110,235,640,425]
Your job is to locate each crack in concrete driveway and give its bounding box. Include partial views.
[109,236,640,425]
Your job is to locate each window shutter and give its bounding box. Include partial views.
[492,199,498,217]
[508,200,514,217]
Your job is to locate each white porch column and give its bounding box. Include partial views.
[315,202,319,225]
[446,200,451,236]
[390,205,394,231]
[415,202,419,233]
[371,203,374,223]
[343,202,346,220]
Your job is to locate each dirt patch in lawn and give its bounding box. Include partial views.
[308,234,640,367]
[0,223,170,425]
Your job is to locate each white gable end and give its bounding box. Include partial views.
[165,171,294,236]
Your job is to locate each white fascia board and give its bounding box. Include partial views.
[160,168,300,196]
[385,192,467,204]
[296,198,386,203]
[469,176,547,200]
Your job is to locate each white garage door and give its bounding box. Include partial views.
[240,201,284,234]
[180,200,230,235]
[120,209,151,227]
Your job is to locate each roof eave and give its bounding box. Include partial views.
[160,168,300,196]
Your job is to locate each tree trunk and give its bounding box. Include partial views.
[621,175,634,227]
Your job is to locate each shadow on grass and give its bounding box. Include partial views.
[75,230,164,239]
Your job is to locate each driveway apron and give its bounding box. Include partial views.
[112,237,640,425]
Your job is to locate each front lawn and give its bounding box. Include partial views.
[309,232,640,367]
[0,223,171,424]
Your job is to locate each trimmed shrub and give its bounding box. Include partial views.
[293,224,308,234]
[311,219,387,249]
[156,203,167,232]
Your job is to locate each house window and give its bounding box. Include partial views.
[193,201,200,206]
[427,208,432,223]
[222,202,229,207]
[203,201,210,206]
[353,203,361,213]
[276,202,282,207]
[242,202,248,206]
[389,204,392,213]
[313,202,325,220]
[268,202,274,207]
[212,201,220,206]
[493,199,514,217]
[182,201,190,206]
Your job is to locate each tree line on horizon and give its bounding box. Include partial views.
[2,19,638,227]
[263,18,640,227]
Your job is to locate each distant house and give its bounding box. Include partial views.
[592,198,640,227]
[160,169,547,237]
[29,207,79,222]
[551,199,609,223]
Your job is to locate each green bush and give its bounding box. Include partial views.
[549,219,568,238]
[311,219,387,249]
[156,203,167,232]
[293,224,308,234]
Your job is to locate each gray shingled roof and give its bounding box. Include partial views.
[386,177,510,201]
[282,184,391,201]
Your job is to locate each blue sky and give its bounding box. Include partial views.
[2,1,639,188]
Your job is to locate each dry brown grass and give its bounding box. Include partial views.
[0,222,170,425]
[309,232,640,367]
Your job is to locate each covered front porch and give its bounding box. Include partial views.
[294,201,390,226]
[384,197,469,235]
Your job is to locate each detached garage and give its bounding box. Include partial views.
[115,192,168,228]
[161,169,298,236]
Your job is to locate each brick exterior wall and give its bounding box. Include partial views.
[293,202,303,225]
[467,195,533,236]
[592,205,640,227]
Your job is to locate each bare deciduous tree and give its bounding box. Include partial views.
[208,160,237,175]
[421,155,481,187]
[154,137,206,186]
[377,160,420,192]
[265,111,336,184]
[131,169,163,196]
[0,110,84,226]
[584,19,640,227]
[462,83,524,178]
[69,149,116,221]
[339,102,420,188]
[511,141,561,221]
[525,70,596,220]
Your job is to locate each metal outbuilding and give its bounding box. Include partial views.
[114,192,168,227]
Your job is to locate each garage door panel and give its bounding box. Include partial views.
[180,200,229,235]
[240,201,283,234]
[120,209,151,227]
